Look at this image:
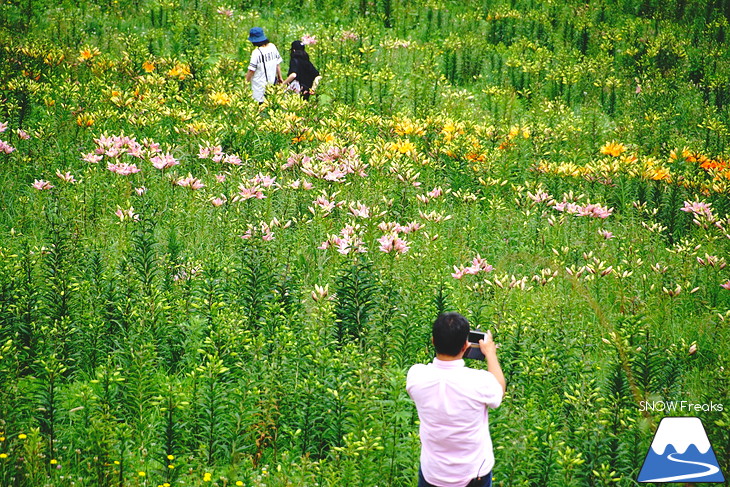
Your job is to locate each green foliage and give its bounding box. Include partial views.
[233,242,276,330]
[34,354,66,460]
[191,353,232,465]
[334,257,380,345]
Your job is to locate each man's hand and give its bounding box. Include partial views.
[479,331,506,393]
[478,331,497,357]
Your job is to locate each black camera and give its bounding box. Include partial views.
[464,330,487,360]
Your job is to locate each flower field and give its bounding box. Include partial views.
[1,0,730,485]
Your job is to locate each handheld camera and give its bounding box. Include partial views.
[464,330,487,360]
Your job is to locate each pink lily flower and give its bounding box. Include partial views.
[301,34,317,45]
[211,196,227,207]
[251,173,277,188]
[82,152,102,164]
[427,187,444,198]
[349,202,370,218]
[223,154,242,165]
[0,139,15,154]
[32,179,54,190]
[451,266,466,279]
[236,185,265,201]
[107,162,140,175]
[598,229,614,239]
[115,206,139,222]
[176,175,204,190]
[150,152,179,170]
[55,170,77,183]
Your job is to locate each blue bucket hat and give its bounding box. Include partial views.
[248,27,268,43]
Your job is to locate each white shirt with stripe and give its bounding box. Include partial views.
[248,43,282,102]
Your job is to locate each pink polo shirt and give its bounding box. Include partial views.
[406,358,503,487]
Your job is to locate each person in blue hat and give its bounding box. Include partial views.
[245,27,283,103]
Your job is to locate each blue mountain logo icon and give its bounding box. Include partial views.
[638,417,725,483]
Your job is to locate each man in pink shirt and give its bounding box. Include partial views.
[407,312,506,487]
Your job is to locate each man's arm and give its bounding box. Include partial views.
[479,331,506,394]
[276,64,283,83]
[245,69,255,83]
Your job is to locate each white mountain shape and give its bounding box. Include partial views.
[650,417,711,455]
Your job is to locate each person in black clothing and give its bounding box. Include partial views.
[283,40,321,100]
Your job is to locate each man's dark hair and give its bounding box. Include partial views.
[432,312,469,356]
[252,40,270,47]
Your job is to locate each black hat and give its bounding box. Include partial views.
[291,40,306,51]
